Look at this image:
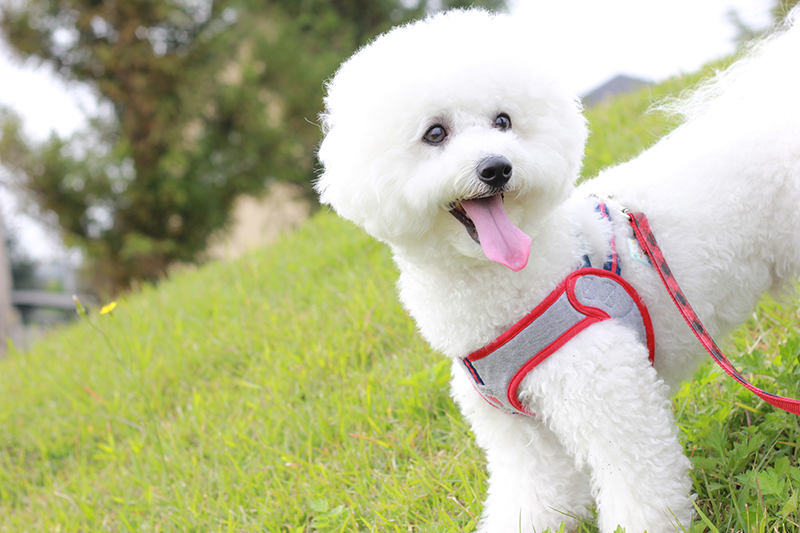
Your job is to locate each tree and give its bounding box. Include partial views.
[0,0,506,293]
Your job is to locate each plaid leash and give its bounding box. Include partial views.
[627,211,800,415]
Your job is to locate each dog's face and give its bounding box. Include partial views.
[317,9,587,270]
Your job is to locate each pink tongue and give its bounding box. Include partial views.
[461,195,531,271]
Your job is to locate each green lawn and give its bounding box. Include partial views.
[2,64,800,532]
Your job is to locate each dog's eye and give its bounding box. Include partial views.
[423,124,447,145]
[494,113,512,131]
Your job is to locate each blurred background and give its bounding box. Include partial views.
[0,0,794,341]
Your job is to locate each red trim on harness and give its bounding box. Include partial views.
[466,280,568,362]
[506,314,604,415]
[566,268,656,366]
[503,268,656,414]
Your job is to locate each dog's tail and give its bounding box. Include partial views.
[658,7,800,127]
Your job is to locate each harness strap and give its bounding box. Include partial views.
[597,201,620,275]
[628,211,800,415]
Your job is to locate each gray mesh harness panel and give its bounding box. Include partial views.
[459,268,652,416]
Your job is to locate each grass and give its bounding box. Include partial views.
[3,64,800,532]
[0,214,486,532]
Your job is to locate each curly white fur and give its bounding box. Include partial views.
[316,8,800,533]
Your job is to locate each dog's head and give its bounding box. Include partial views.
[316,9,587,271]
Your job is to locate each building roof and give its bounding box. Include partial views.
[582,74,654,108]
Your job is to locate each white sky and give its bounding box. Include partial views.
[510,0,775,94]
[0,0,778,261]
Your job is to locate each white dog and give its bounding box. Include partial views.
[316,8,800,533]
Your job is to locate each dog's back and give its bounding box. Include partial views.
[580,11,800,385]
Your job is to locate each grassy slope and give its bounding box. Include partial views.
[0,214,485,532]
[3,66,800,532]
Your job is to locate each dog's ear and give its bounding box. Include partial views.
[316,127,363,215]
[316,125,388,238]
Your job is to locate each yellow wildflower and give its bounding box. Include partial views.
[100,301,118,315]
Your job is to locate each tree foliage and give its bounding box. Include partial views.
[0,0,506,292]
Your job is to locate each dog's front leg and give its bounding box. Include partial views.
[451,363,593,533]
[521,321,694,533]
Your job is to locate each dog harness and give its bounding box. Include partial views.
[460,200,800,417]
[459,202,655,416]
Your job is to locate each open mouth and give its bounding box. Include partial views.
[449,200,482,243]
[447,193,532,272]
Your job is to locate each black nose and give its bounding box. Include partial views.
[477,155,513,188]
